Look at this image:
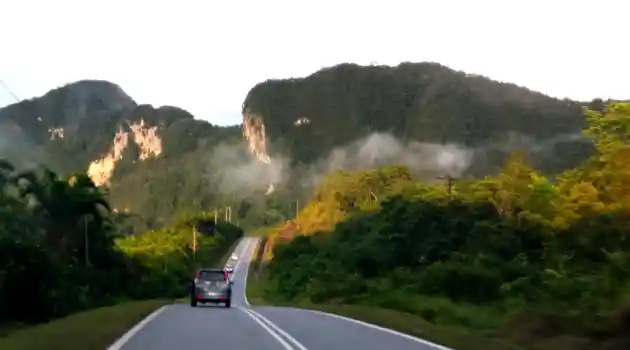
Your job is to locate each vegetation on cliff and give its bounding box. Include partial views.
[243,62,595,175]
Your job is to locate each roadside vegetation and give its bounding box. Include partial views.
[0,163,243,341]
[247,249,518,350]
[0,300,169,350]
[251,103,630,350]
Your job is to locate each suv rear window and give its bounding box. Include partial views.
[197,270,227,281]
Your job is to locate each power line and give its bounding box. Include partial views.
[0,79,21,103]
[0,79,42,150]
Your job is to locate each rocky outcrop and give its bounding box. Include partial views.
[87,118,162,186]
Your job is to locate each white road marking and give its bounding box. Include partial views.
[247,308,309,350]
[108,238,251,349]
[239,307,297,350]
[106,305,169,350]
[298,308,453,350]
[238,236,450,349]
[239,237,308,349]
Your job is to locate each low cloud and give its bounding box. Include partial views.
[292,132,474,188]
[204,141,290,197]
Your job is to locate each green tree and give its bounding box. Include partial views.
[16,168,111,259]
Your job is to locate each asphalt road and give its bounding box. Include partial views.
[109,237,450,350]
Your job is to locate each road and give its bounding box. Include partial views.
[109,237,450,350]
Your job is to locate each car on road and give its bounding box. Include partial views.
[231,253,238,260]
[190,268,233,308]
[224,264,234,273]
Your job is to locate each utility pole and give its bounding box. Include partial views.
[83,215,90,293]
[214,207,218,222]
[84,216,90,266]
[192,225,197,261]
[225,206,232,222]
[437,175,458,194]
[295,199,299,218]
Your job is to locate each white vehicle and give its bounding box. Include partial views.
[230,253,238,260]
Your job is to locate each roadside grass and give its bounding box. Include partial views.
[247,226,275,237]
[0,299,169,350]
[0,323,26,338]
[244,237,268,305]
[245,256,522,350]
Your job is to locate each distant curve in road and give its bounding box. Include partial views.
[108,237,451,350]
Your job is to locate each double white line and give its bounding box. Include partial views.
[239,307,309,350]
[237,237,308,349]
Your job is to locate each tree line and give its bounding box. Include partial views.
[0,162,243,327]
[262,102,630,350]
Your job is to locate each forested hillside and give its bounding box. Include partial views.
[0,80,284,230]
[243,62,596,177]
[0,63,608,233]
[261,103,630,350]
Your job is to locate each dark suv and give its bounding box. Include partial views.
[190,268,233,308]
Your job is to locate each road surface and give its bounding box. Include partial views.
[109,237,450,350]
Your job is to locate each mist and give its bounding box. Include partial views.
[258,130,590,193]
[301,132,474,187]
[198,128,590,201]
[203,141,290,197]
[476,131,586,155]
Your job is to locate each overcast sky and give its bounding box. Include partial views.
[0,0,627,126]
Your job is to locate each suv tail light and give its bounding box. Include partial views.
[224,270,229,281]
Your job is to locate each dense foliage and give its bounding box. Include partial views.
[263,103,630,349]
[0,162,243,327]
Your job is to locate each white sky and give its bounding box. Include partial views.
[0,0,627,126]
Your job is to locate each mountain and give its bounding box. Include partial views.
[0,80,134,171]
[0,80,214,174]
[0,80,247,230]
[1,62,616,231]
[242,62,596,178]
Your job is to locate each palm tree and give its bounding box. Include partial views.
[16,166,111,258]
